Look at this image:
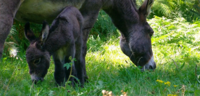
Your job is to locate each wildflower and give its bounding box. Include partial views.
[156,79,164,83]
[167,94,177,96]
[164,81,171,86]
[173,85,178,87]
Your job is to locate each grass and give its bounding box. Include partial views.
[1,16,200,96]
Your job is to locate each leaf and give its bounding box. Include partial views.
[180,62,185,69]
[64,63,71,70]
[3,57,7,61]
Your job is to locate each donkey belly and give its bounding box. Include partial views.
[15,0,85,23]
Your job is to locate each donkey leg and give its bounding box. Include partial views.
[52,54,66,86]
[61,44,77,86]
[74,55,84,87]
[0,0,22,59]
[74,38,85,87]
[53,44,77,86]
[80,7,101,82]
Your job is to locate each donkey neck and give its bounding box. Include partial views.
[103,0,139,38]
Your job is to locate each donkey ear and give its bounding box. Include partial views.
[139,0,154,17]
[24,22,36,42]
[40,21,50,44]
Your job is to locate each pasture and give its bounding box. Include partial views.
[1,16,200,95]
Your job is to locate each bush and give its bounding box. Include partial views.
[136,0,200,21]
[90,11,118,39]
[3,21,42,57]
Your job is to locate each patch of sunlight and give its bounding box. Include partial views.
[103,45,130,66]
[107,45,118,51]
[87,52,101,61]
[152,46,182,66]
[5,42,18,57]
[86,44,130,67]
[152,47,166,65]
[193,31,200,42]
[10,47,18,57]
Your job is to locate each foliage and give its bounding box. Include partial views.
[1,16,200,95]
[3,21,42,57]
[136,0,200,21]
[90,11,118,39]
[63,57,79,84]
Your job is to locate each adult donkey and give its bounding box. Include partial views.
[0,0,156,74]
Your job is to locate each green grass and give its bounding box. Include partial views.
[1,16,200,96]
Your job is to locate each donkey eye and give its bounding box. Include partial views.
[33,58,41,64]
[149,30,154,37]
[149,32,153,37]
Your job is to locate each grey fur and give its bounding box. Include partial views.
[0,0,156,83]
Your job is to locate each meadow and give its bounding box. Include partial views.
[1,15,200,96]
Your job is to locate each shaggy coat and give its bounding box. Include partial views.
[25,7,85,87]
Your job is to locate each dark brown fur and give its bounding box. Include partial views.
[25,7,85,87]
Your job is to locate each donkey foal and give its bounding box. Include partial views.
[25,6,85,87]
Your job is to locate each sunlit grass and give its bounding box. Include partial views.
[1,16,200,95]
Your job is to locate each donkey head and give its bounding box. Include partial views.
[25,22,50,83]
[120,0,156,70]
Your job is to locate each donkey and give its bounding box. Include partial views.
[25,7,85,87]
[0,0,156,71]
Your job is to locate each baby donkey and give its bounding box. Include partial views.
[25,6,86,87]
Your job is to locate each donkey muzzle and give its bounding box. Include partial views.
[31,73,44,84]
[142,56,156,71]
